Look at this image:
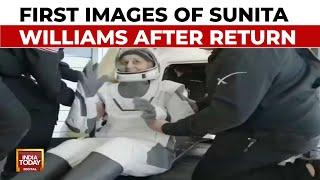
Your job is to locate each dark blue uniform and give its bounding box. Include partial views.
[0,48,79,178]
[163,48,320,180]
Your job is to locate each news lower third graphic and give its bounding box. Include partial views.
[1,0,320,47]
[16,149,44,172]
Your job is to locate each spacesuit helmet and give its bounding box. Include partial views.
[115,48,160,82]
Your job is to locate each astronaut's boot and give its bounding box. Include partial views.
[11,153,71,180]
[62,152,123,180]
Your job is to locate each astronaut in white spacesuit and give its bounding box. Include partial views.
[13,48,196,180]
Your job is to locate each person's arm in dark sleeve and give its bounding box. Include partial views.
[0,49,26,76]
[24,48,62,100]
[162,48,282,136]
[59,62,81,82]
[57,81,75,106]
[58,48,81,82]
[196,95,211,111]
[24,48,76,106]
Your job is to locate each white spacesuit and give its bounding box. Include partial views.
[47,48,196,179]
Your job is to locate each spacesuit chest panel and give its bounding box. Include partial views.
[107,80,159,112]
[97,81,170,144]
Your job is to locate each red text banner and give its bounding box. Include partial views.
[1,25,320,47]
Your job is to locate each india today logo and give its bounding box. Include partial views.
[16,149,44,172]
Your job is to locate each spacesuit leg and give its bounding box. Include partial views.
[62,152,123,180]
[11,153,71,180]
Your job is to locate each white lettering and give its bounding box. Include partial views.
[19,30,42,45]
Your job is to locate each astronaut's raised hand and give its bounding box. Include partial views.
[133,97,167,131]
[79,61,112,97]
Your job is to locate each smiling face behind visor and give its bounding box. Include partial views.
[117,54,154,73]
[115,49,160,82]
